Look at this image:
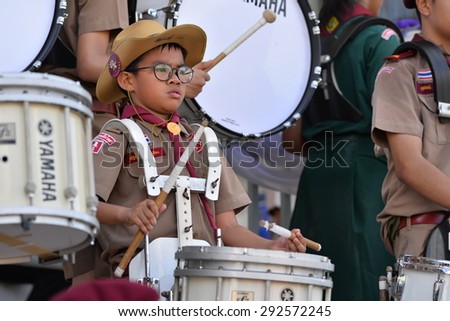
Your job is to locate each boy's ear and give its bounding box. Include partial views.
[117,72,134,92]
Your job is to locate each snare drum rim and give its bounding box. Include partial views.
[0,72,93,118]
[176,0,321,139]
[398,255,450,274]
[176,246,335,272]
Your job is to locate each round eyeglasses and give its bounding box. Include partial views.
[127,63,194,84]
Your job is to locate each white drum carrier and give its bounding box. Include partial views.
[0,73,99,264]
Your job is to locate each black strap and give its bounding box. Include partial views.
[305,16,404,125]
[393,41,450,118]
[127,0,137,24]
[325,16,404,66]
[425,218,450,260]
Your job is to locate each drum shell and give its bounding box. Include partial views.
[394,255,450,301]
[0,73,98,262]
[174,246,334,301]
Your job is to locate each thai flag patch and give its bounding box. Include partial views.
[416,69,433,95]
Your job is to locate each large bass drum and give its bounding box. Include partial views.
[0,1,66,72]
[133,0,320,193]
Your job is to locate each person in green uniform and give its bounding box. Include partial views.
[282,0,402,300]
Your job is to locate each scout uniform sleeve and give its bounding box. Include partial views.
[92,129,126,202]
[363,25,403,96]
[214,155,252,215]
[371,57,423,148]
[77,0,129,35]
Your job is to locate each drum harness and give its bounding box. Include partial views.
[305,16,404,125]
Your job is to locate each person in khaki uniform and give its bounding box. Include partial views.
[40,0,214,285]
[93,20,307,275]
[371,0,450,258]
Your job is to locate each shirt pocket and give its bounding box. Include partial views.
[419,93,450,145]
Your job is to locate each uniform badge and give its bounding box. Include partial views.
[416,69,433,95]
[92,140,104,154]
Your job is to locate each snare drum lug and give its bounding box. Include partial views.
[64,186,78,200]
[87,196,98,215]
[394,274,406,301]
[433,277,444,301]
[25,181,36,204]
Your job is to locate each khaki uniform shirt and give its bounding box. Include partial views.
[93,119,251,267]
[371,37,450,252]
[41,0,129,96]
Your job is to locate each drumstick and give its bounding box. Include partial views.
[204,9,277,72]
[259,220,322,252]
[114,126,205,278]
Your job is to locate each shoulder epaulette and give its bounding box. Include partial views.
[384,49,416,62]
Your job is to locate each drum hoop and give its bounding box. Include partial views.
[0,207,99,257]
[176,0,321,139]
[399,255,450,274]
[176,246,334,272]
[0,73,93,118]
[174,268,333,288]
[26,0,66,71]
[0,207,100,230]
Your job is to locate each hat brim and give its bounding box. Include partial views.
[96,23,206,104]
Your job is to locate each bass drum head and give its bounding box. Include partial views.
[0,1,64,72]
[175,0,319,193]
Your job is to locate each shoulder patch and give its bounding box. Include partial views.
[384,49,416,62]
[381,28,399,40]
[94,132,117,146]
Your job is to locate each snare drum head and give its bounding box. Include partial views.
[0,1,62,72]
[175,0,320,138]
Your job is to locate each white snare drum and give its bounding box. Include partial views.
[393,255,450,301]
[0,1,66,72]
[0,73,99,264]
[174,246,334,301]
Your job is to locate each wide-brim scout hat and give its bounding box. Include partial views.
[96,20,206,103]
[403,0,416,8]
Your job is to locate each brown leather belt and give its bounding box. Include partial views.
[93,100,118,115]
[398,211,449,231]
